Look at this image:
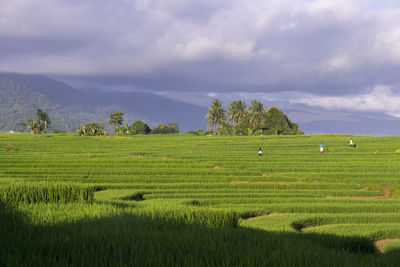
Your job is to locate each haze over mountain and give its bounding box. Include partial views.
[1,72,400,135]
[0,73,207,132]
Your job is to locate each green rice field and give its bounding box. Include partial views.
[1,133,400,266]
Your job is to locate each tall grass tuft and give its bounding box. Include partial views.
[0,182,95,204]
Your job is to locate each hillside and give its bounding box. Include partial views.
[0,73,208,132]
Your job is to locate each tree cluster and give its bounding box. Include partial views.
[108,112,179,135]
[27,109,51,134]
[205,99,304,135]
[77,123,106,136]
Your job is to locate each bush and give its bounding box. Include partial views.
[151,122,180,134]
[129,121,151,135]
[77,123,106,136]
[186,130,205,136]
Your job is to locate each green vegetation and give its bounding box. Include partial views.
[0,76,120,132]
[108,112,124,133]
[206,99,303,135]
[76,122,106,136]
[1,134,400,266]
[27,109,51,134]
[0,182,95,204]
[130,120,151,135]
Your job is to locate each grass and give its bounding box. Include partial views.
[0,133,400,266]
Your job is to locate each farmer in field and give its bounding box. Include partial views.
[320,142,325,153]
[258,147,263,156]
[350,138,355,148]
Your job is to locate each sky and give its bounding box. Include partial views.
[2,0,400,118]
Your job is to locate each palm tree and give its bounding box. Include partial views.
[108,112,124,134]
[205,99,226,133]
[27,119,40,134]
[227,101,247,126]
[247,100,265,129]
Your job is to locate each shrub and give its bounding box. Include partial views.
[4,144,14,152]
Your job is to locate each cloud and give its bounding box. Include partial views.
[291,85,400,117]
[1,0,400,97]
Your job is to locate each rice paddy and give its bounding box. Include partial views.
[1,133,400,266]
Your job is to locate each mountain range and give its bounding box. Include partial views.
[0,73,207,132]
[1,72,400,135]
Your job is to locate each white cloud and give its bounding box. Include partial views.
[1,0,400,99]
[291,85,400,117]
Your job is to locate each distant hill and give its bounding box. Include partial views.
[0,73,207,132]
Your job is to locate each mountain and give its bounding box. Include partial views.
[0,73,207,132]
[283,105,400,136]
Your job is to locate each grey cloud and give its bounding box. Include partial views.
[2,0,400,98]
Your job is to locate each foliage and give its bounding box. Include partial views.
[166,122,180,133]
[264,107,304,135]
[227,100,247,126]
[36,108,51,127]
[247,100,265,129]
[186,129,205,136]
[0,76,147,133]
[151,122,180,134]
[27,108,51,134]
[108,112,124,133]
[77,122,106,136]
[129,121,151,135]
[206,99,303,136]
[17,122,26,133]
[205,99,226,133]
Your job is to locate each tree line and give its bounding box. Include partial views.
[19,109,179,136]
[205,99,303,135]
[18,99,303,136]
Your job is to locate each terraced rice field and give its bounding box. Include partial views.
[1,133,400,266]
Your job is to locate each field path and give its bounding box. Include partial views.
[245,213,287,221]
[375,239,400,253]
[325,186,390,199]
[231,181,298,185]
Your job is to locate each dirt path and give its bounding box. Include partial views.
[326,186,390,199]
[231,181,297,185]
[375,239,400,253]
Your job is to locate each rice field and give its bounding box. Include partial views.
[1,133,400,266]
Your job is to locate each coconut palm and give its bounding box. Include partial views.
[247,100,265,129]
[27,119,40,134]
[227,101,247,126]
[108,112,124,134]
[205,99,226,133]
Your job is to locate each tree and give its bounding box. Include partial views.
[151,124,168,134]
[149,122,180,134]
[130,121,151,135]
[108,112,124,133]
[227,101,247,126]
[27,109,51,134]
[247,100,265,129]
[166,122,180,133]
[18,122,27,133]
[205,99,226,133]
[77,123,106,136]
[27,119,40,134]
[36,109,51,128]
[264,107,304,135]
